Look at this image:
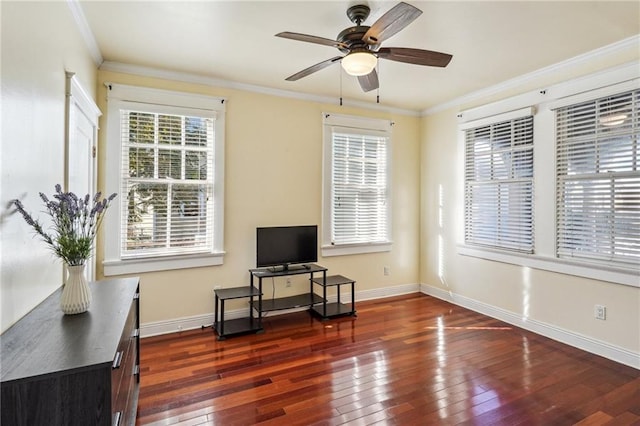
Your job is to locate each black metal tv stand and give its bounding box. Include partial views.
[249,264,327,313]
[211,264,356,339]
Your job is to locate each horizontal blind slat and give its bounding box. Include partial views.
[556,89,640,267]
[331,129,389,245]
[120,109,216,257]
[464,115,534,253]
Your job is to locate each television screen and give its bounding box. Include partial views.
[256,225,317,270]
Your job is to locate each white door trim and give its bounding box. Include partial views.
[65,72,102,281]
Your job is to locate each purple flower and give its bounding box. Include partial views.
[13,185,117,266]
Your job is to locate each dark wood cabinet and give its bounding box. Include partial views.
[1,277,140,426]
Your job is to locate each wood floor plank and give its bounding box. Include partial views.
[136,294,639,425]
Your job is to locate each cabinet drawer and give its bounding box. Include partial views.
[118,334,138,425]
[111,298,138,424]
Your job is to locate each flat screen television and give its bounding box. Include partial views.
[256,225,317,271]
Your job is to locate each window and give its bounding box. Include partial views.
[555,89,639,268]
[462,109,534,253]
[322,113,392,256]
[121,111,212,255]
[104,84,225,275]
[458,65,639,287]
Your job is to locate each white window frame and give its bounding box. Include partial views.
[461,107,535,254]
[457,63,640,287]
[553,88,639,269]
[322,113,393,257]
[103,84,225,275]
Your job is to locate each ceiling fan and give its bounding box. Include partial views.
[276,2,453,93]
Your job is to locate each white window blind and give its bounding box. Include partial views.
[331,129,389,246]
[120,109,215,258]
[556,89,640,267]
[464,115,534,253]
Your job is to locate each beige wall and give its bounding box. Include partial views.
[420,48,640,354]
[95,71,421,325]
[1,1,637,367]
[0,1,98,332]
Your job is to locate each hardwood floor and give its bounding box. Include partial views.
[136,294,639,425]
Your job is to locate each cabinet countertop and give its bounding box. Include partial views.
[1,277,139,384]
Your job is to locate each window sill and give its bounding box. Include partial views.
[457,244,639,288]
[103,252,225,276]
[322,241,392,257]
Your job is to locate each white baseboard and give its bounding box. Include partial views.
[140,283,420,338]
[354,282,420,301]
[141,313,216,337]
[420,283,639,370]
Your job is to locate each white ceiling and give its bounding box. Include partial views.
[78,1,639,112]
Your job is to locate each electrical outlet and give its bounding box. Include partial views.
[286,278,292,287]
[594,304,606,320]
[383,266,390,276]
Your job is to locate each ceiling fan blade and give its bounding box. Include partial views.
[362,2,422,45]
[358,69,379,92]
[276,32,348,49]
[285,56,343,81]
[377,47,453,67]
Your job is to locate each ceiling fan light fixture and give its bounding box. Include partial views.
[341,51,377,76]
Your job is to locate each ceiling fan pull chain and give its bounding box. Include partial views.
[340,66,343,106]
[376,63,380,104]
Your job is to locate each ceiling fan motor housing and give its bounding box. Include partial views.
[337,26,371,53]
[338,5,381,53]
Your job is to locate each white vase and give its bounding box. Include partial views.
[61,264,92,314]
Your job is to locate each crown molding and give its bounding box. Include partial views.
[422,34,640,116]
[99,61,420,117]
[66,0,103,66]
